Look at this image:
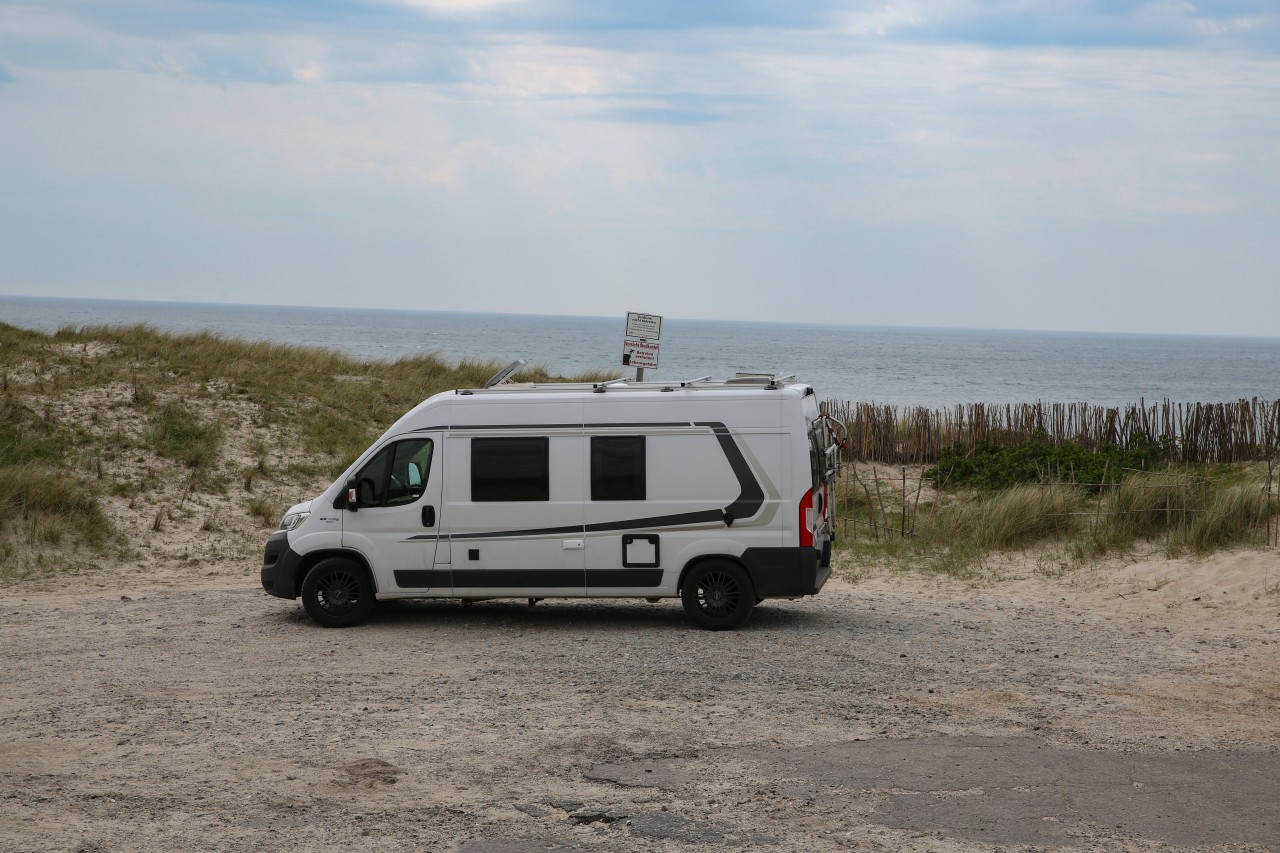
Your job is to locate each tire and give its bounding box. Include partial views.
[681,560,755,630]
[301,557,376,628]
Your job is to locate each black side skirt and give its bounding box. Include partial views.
[393,568,665,589]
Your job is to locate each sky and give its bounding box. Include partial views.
[1,1,1278,336]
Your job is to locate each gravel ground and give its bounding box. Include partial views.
[2,567,1278,852]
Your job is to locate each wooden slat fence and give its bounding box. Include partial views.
[820,398,1280,465]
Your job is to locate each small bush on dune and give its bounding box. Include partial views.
[1094,470,1272,556]
[1109,470,1200,538]
[929,433,1169,493]
[244,495,281,528]
[0,464,114,549]
[966,483,1082,549]
[1172,483,1271,554]
[299,405,382,473]
[0,399,69,466]
[917,483,1083,552]
[147,404,224,472]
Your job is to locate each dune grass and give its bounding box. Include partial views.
[0,464,114,549]
[926,483,1082,550]
[42,323,613,472]
[839,465,1277,577]
[147,403,225,472]
[244,495,282,528]
[0,398,70,466]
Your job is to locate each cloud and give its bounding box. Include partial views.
[0,64,14,83]
[843,0,1280,50]
[587,106,723,125]
[394,0,528,14]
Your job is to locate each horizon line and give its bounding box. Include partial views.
[1,292,1276,344]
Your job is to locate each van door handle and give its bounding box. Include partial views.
[422,506,436,527]
[562,539,584,550]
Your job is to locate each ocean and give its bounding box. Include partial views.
[2,295,1277,408]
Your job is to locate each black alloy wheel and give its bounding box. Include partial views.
[301,557,376,628]
[681,560,755,630]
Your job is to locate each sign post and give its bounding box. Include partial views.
[623,311,662,381]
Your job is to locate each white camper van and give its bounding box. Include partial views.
[261,371,842,630]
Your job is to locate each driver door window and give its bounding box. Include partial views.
[355,438,434,508]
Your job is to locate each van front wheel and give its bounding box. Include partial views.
[301,558,375,628]
[681,561,755,630]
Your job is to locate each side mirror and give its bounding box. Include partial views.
[344,478,359,512]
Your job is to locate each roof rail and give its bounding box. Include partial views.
[455,371,801,395]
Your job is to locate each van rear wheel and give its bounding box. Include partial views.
[681,561,755,630]
[301,558,375,628]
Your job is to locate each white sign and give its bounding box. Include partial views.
[621,338,660,369]
[625,311,663,340]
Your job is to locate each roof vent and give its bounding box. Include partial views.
[484,359,527,388]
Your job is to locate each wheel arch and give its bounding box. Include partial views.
[292,548,377,598]
[677,554,751,595]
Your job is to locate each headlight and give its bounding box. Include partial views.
[279,511,310,531]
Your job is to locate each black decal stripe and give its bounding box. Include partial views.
[449,423,583,430]
[416,422,694,432]
[449,525,585,541]
[396,569,663,589]
[582,422,694,429]
[584,510,724,533]
[695,421,766,521]
[587,569,663,587]
[394,569,453,588]
[452,569,585,587]
[405,511,722,540]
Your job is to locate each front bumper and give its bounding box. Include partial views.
[260,531,304,599]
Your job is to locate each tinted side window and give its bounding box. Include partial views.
[591,436,645,501]
[472,437,549,502]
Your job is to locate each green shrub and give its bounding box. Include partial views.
[0,399,68,466]
[0,463,114,548]
[1172,483,1271,554]
[919,483,1084,552]
[928,432,1169,493]
[244,495,281,528]
[1109,470,1199,538]
[147,404,224,471]
[298,406,380,474]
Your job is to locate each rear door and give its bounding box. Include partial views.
[341,434,445,593]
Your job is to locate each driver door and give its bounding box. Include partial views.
[341,434,445,593]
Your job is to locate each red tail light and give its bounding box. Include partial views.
[799,487,815,548]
